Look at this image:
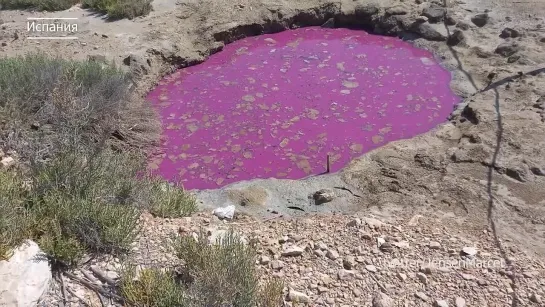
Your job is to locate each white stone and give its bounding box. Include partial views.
[0,240,52,307]
[461,246,478,256]
[365,265,377,272]
[288,289,310,303]
[372,292,393,307]
[0,156,15,168]
[337,269,355,281]
[435,299,449,307]
[455,297,466,307]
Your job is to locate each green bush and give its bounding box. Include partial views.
[0,54,194,266]
[0,170,30,260]
[0,0,151,19]
[173,230,284,307]
[147,179,197,218]
[0,0,79,10]
[82,0,152,19]
[120,266,187,307]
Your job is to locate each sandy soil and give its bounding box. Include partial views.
[1,0,544,262]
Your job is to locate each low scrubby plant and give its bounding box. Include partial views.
[0,0,151,19]
[0,170,30,260]
[172,230,284,307]
[0,54,195,266]
[147,178,197,218]
[82,0,152,19]
[120,266,187,307]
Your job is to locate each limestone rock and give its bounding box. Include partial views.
[0,156,15,168]
[435,300,449,307]
[0,240,52,307]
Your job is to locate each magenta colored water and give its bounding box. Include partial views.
[147,27,459,190]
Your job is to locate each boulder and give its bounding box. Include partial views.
[0,240,52,307]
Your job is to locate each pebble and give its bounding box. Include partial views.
[337,269,355,281]
[365,265,378,272]
[529,293,543,303]
[326,249,340,260]
[417,272,428,284]
[429,241,441,249]
[260,255,271,265]
[343,256,355,270]
[455,297,466,307]
[461,247,478,256]
[372,292,394,307]
[271,260,284,270]
[435,300,449,307]
[415,291,429,301]
[397,272,408,281]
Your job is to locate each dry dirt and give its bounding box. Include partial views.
[2,0,545,305]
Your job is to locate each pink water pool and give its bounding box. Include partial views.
[147,27,459,190]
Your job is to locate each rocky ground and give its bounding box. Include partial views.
[1,0,545,305]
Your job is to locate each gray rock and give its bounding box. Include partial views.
[386,5,408,16]
[447,29,466,46]
[365,265,377,272]
[429,241,441,249]
[417,272,428,284]
[346,218,362,227]
[271,260,284,270]
[343,256,355,270]
[288,289,310,304]
[313,189,334,205]
[422,4,445,23]
[415,291,429,301]
[326,249,339,260]
[495,42,520,57]
[471,13,489,27]
[530,293,543,303]
[337,269,355,281]
[0,240,52,307]
[500,27,520,38]
[456,21,471,30]
[281,245,304,257]
[445,14,457,25]
[372,292,393,307]
[413,23,447,41]
[123,53,151,76]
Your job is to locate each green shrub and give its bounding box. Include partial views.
[0,54,192,266]
[0,170,30,260]
[25,148,142,265]
[120,266,187,307]
[0,0,79,10]
[147,179,197,218]
[173,230,284,307]
[0,0,151,19]
[82,0,152,19]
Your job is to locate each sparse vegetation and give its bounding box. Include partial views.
[120,266,187,307]
[148,178,197,218]
[120,230,284,307]
[0,54,195,264]
[0,0,151,19]
[82,0,152,19]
